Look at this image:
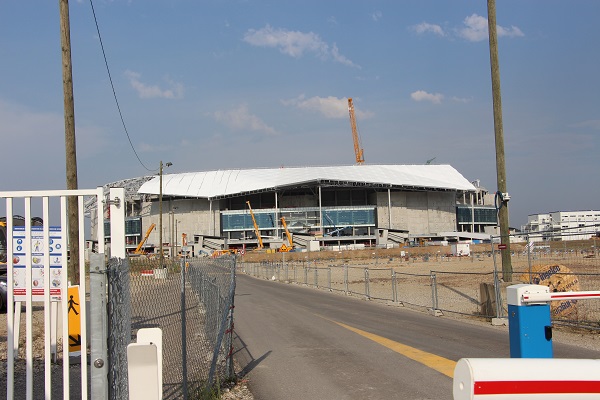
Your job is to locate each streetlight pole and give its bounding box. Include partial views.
[159,161,172,268]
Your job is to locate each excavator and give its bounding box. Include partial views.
[133,223,156,255]
[348,98,365,165]
[246,201,264,250]
[278,217,294,252]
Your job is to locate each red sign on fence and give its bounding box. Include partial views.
[498,244,507,249]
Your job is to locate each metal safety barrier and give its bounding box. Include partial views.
[453,358,600,399]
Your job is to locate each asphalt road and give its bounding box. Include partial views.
[232,273,600,400]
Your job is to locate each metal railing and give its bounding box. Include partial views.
[1,187,108,400]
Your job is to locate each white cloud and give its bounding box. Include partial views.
[411,90,444,104]
[124,70,184,99]
[282,95,374,119]
[372,11,383,22]
[243,25,360,68]
[330,44,358,68]
[458,14,524,42]
[411,22,445,37]
[451,96,473,103]
[212,104,278,136]
[572,120,600,130]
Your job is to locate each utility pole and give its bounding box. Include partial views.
[487,0,512,281]
[59,0,80,283]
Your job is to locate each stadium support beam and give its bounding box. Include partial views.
[388,189,392,229]
[318,186,322,234]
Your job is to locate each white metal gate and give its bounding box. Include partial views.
[1,187,125,400]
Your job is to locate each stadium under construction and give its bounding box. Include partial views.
[90,164,499,257]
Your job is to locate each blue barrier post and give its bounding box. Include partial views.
[507,284,553,358]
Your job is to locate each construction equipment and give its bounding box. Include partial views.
[211,249,237,258]
[133,223,156,254]
[348,98,365,164]
[246,201,264,250]
[279,217,294,252]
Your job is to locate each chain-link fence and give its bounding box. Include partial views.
[241,261,498,318]
[107,255,236,399]
[241,246,600,330]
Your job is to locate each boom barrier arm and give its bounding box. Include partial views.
[522,290,600,303]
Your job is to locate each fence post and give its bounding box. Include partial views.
[526,234,532,284]
[327,268,332,291]
[491,243,504,318]
[226,258,236,378]
[90,252,108,400]
[304,266,308,285]
[430,272,438,310]
[365,268,370,300]
[391,269,397,303]
[180,258,188,399]
[344,265,349,295]
[314,267,319,288]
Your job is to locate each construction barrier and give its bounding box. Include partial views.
[453,358,600,399]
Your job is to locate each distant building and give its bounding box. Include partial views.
[522,210,600,241]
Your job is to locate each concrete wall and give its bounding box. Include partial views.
[278,194,318,208]
[144,198,217,246]
[375,190,456,235]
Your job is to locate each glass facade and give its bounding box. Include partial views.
[221,206,376,233]
[221,211,277,231]
[104,217,143,239]
[456,205,497,224]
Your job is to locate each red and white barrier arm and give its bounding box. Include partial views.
[454,358,600,399]
[522,291,600,304]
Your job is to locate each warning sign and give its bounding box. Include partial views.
[67,286,82,354]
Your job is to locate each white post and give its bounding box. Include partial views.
[109,188,126,258]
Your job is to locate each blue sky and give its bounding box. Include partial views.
[1,1,599,228]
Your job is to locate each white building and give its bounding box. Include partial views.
[523,211,600,241]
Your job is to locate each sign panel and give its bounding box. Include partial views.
[498,244,507,249]
[12,226,64,301]
[68,285,82,354]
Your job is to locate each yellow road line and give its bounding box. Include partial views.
[330,319,456,378]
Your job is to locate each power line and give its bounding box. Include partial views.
[88,0,157,173]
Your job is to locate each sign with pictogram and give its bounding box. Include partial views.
[12,226,64,302]
[68,285,82,354]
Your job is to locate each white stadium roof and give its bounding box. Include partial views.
[137,165,476,200]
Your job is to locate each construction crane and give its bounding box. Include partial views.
[246,201,264,250]
[348,98,365,164]
[133,223,156,254]
[279,217,294,252]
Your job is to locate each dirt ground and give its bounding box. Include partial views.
[241,241,600,275]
